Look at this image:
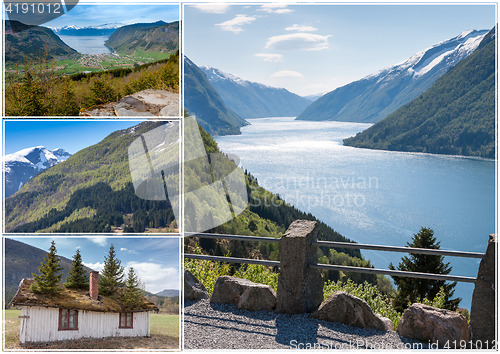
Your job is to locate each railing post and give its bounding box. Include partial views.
[470,234,496,347]
[276,220,324,313]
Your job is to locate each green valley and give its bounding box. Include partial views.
[4,19,179,116]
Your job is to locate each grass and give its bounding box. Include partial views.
[4,310,179,350]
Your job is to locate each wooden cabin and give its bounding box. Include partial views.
[9,271,158,344]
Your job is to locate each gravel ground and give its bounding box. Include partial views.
[184,300,428,350]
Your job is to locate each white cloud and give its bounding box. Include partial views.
[216,14,256,33]
[119,247,139,255]
[259,4,293,14]
[271,70,304,78]
[88,237,107,246]
[83,262,104,272]
[285,24,318,32]
[266,33,331,51]
[191,4,230,14]
[255,53,283,62]
[126,262,179,294]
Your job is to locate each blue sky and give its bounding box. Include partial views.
[9,237,181,293]
[4,4,179,28]
[184,4,496,96]
[4,120,141,155]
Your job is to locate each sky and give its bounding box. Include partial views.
[184,4,496,96]
[4,3,179,28]
[9,237,181,293]
[4,120,141,155]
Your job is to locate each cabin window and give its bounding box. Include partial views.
[58,309,78,330]
[119,313,133,328]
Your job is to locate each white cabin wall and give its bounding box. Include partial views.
[20,307,150,344]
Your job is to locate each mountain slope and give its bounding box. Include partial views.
[155,289,179,297]
[5,238,93,304]
[105,21,179,55]
[344,27,496,158]
[200,66,311,118]
[184,57,248,135]
[5,20,79,64]
[297,30,488,123]
[5,146,71,198]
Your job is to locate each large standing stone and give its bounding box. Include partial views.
[397,303,470,346]
[276,220,323,313]
[316,291,393,331]
[184,269,209,301]
[210,276,276,311]
[470,234,496,347]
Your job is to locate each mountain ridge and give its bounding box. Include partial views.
[52,23,123,36]
[343,27,496,158]
[296,29,488,123]
[105,20,178,55]
[184,57,248,135]
[5,146,71,198]
[5,20,79,64]
[200,66,311,119]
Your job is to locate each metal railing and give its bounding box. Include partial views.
[185,232,483,283]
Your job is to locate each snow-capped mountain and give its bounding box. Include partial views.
[4,147,71,198]
[52,23,123,36]
[201,66,311,119]
[297,29,489,123]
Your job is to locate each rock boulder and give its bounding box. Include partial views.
[210,276,276,311]
[397,303,470,346]
[80,89,179,117]
[184,269,209,301]
[316,291,392,331]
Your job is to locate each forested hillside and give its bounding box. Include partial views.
[105,21,179,56]
[5,20,79,64]
[5,121,178,233]
[344,27,495,158]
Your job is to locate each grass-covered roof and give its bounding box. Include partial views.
[10,279,157,313]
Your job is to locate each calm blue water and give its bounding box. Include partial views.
[58,35,112,55]
[215,117,496,309]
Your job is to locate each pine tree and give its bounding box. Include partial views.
[55,78,79,116]
[65,249,88,290]
[32,241,64,295]
[123,267,143,308]
[20,68,47,116]
[99,245,124,296]
[389,227,460,311]
[89,77,116,106]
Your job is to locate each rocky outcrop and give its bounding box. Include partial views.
[397,303,470,346]
[210,276,276,311]
[276,220,323,314]
[184,269,208,301]
[80,89,179,117]
[470,234,496,346]
[315,291,393,331]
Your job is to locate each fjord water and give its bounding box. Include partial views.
[58,35,112,54]
[215,117,495,309]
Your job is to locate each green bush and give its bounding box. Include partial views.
[233,264,278,292]
[184,246,230,296]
